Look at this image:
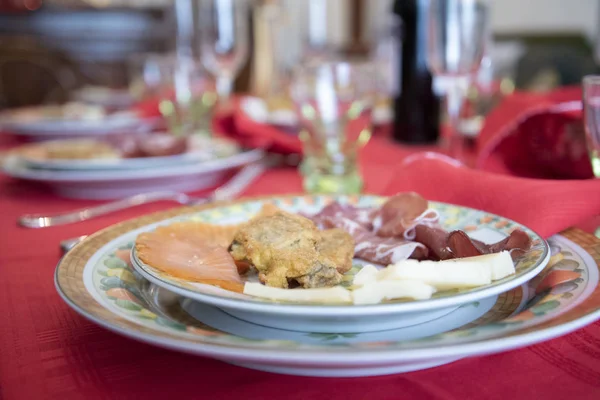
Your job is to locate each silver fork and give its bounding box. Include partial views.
[20,161,268,229]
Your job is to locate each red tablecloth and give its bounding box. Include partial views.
[1,135,599,400]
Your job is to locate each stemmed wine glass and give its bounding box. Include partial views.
[426,0,490,162]
[582,75,600,238]
[198,0,250,101]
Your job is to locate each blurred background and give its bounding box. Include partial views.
[0,0,597,109]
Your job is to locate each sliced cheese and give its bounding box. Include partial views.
[381,259,492,290]
[379,251,516,291]
[352,265,379,286]
[243,283,352,304]
[458,251,515,280]
[352,280,436,305]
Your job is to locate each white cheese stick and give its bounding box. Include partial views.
[456,251,515,280]
[379,251,515,290]
[380,259,493,290]
[352,265,379,286]
[352,280,436,305]
[243,283,352,304]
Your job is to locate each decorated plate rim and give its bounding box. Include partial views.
[55,223,600,361]
[18,136,239,171]
[3,149,264,182]
[53,196,600,359]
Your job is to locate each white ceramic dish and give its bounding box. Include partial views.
[0,107,159,141]
[2,149,264,199]
[129,195,549,333]
[19,136,239,171]
[54,200,600,376]
[70,86,135,109]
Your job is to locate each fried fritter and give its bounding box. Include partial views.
[318,228,354,274]
[229,211,346,288]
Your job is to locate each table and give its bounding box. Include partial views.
[1,135,599,400]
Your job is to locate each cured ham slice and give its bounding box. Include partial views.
[305,193,532,265]
[488,229,533,258]
[414,225,453,260]
[308,202,374,230]
[355,236,428,265]
[373,193,440,240]
[448,229,532,260]
[447,231,485,258]
[316,215,428,265]
[415,225,532,261]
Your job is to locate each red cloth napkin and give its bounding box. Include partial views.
[210,101,300,153]
[477,86,592,179]
[383,156,600,238]
[218,96,392,154]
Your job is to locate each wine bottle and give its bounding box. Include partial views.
[392,0,440,144]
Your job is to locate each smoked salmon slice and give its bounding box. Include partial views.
[136,223,244,293]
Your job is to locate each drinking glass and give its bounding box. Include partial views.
[128,53,172,101]
[129,54,217,136]
[582,75,600,237]
[160,56,218,136]
[290,61,376,194]
[426,0,490,161]
[199,0,250,101]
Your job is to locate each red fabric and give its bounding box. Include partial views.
[477,86,592,179]
[384,156,600,237]
[211,89,594,180]
[1,139,600,399]
[2,89,600,399]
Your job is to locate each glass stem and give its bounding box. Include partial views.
[216,76,234,101]
[446,78,466,161]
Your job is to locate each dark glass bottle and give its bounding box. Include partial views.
[392,0,440,144]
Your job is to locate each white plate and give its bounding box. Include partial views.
[19,136,239,171]
[2,149,264,199]
[54,201,600,377]
[0,111,159,141]
[129,195,549,333]
[70,86,135,109]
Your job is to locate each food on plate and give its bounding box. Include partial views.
[134,193,534,305]
[135,204,285,284]
[309,207,429,264]
[151,221,241,249]
[16,133,191,162]
[116,134,188,158]
[372,191,436,238]
[379,251,514,290]
[244,283,352,304]
[308,193,532,263]
[0,102,106,123]
[229,211,352,288]
[136,223,244,293]
[317,228,355,274]
[416,225,532,260]
[352,265,380,286]
[352,280,437,305]
[44,139,120,160]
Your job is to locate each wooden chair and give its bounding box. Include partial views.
[0,36,80,109]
